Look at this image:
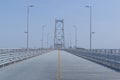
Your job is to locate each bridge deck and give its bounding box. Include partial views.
[0,50,120,80]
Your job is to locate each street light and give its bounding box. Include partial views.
[47,33,50,49]
[69,33,72,48]
[73,25,77,48]
[85,5,92,50]
[25,5,34,53]
[42,25,46,49]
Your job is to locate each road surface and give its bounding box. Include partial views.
[0,50,120,80]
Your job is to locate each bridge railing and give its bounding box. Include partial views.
[87,49,120,55]
[65,48,120,71]
[0,48,52,68]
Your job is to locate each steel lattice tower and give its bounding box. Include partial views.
[54,19,65,49]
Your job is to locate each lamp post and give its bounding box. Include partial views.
[25,5,34,53]
[42,25,46,49]
[69,33,72,48]
[47,33,50,49]
[85,5,92,50]
[73,26,77,48]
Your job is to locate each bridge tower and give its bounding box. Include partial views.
[54,19,65,49]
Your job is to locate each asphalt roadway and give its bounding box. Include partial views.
[0,50,120,80]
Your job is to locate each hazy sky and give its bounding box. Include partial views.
[0,0,120,49]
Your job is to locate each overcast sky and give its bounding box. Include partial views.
[0,0,120,49]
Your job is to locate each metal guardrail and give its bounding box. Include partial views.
[87,49,120,54]
[0,49,52,68]
[65,48,120,71]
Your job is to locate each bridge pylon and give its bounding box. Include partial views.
[54,19,65,49]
